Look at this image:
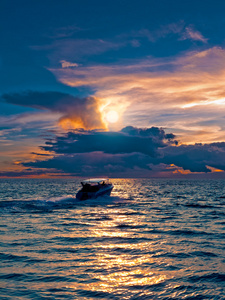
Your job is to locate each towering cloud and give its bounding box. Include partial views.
[2,91,106,130]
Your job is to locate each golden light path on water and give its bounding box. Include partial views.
[58,202,179,297]
[65,240,172,297]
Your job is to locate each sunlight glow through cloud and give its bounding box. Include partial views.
[50,46,225,143]
[105,110,119,123]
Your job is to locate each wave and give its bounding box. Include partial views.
[0,194,126,213]
[0,252,45,263]
[184,203,215,208]
[188,272,225,283]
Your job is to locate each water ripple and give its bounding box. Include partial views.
[0,178,225,299]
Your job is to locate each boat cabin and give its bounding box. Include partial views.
[80,178,110,192]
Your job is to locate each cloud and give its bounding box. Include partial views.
[161,143,225,173]
[181,26,208,43]
[46,25,86,39]
[33,21,206,68]
[20,126,225,177]
[0,111,60,128]
[33,38,125,65]
[22,125,174,175]
[49,46,225,143]
[23,152,153,177]
[140,22,184,41]
[120,22,206,44]
[2,91,106,130]
[40,126,176,157]
[60,60,79,68]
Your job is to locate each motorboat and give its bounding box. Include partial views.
[76,178,113,200]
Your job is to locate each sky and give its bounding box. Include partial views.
[1,0,225,178]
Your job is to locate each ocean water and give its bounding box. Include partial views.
[0,178,225,300]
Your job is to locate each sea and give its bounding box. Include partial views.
[0,178,225,300]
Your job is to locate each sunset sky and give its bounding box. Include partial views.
[1,0,225,178]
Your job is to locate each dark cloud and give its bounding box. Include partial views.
[21,127,225,177]
[40,126,174,157]
[22,126,177,176]
[161,143,225,173]
[2,91,105,130]
[121,126,177,143]
[24,152,153,177]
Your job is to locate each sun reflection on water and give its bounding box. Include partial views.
[63,205,174,297]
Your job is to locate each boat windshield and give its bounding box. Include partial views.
[81,178,109,184]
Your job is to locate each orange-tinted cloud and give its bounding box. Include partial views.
[2,91,107,131]
[181,25,208,43]
[49,46,225,144]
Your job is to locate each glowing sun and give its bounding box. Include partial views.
[106,110,119,123]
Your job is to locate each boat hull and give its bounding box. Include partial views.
[76,184,113,200]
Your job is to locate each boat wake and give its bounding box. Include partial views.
[0,194,127,213]
[46,195,77,203]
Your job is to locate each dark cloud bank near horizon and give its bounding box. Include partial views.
[20,126,225,177]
